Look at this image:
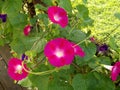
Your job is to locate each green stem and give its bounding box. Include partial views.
[72,62,81,71]
[73,35,90,47]
[22,61,61,75]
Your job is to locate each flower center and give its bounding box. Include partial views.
[55,49,64,58]
[15,65,22,74]
[54,14,61,21]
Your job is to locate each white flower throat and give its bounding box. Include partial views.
[15,65,23,74]
[54,14,61,21]
[55,48,64,58]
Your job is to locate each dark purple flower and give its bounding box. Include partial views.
[99,44,108,52]
[21,54,28,61]
[21,54,25,60]
[0,14,7,22]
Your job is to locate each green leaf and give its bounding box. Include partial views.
[88,56,111,69]
[76,42,96,64]
[61,65,70,70]
[30,16,37,25]
[0,1,4,12]
[10,36,41,55]
[29,75,49,90]
[43,0,53,6]
[2,0,22,15]
[116,87,120,90]
[76,4,89,19]
[37,14,49,26]
[8,13,27,28]
[3,0,22,11]
[59,27,71,37]
[48,70,73,90]
[2,0,26,30]
[82,0,88,4]
[52,69,71,81]
[28,64,50,89]
[72,74,88,90]
[72,72,115,90]
[93,72,115,90]
[31,38,46,53]
[68,30,86,43]
[59,0,72,14]
[0,38,4,46]
[18,77,32,88]
[76,4,94,26]
[47,68,74,90]
[48,78,73,90]
[109,37,118,51]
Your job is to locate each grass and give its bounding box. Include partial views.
[87,0,120,45]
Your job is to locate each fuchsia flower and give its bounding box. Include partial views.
[8,58,29,81]
[89,36,95,42]
[23,25,31,36]
[44,38,74,67]
[103,62,120,81]
[71,43,85,57]
[111,62,120,81]
[47,6,68,28]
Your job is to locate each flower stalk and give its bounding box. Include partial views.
[22,61,61,75]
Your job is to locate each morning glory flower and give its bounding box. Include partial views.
[111,62,120,81]
[0,14,7,22]
[47,6,68,28]
[8,58,29,81]
[23,25,31,36]
[103,62,120,81]
[21,53,28,61]
[44,38,74,67]
[99,44,108,52]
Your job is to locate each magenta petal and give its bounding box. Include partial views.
[111,62,120,81]
[8,58,29,81]
[48,55,64,67]
[71,43,85,57]
[44,38,74,67]
[89,36,95,42]
[47,6,68,28]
